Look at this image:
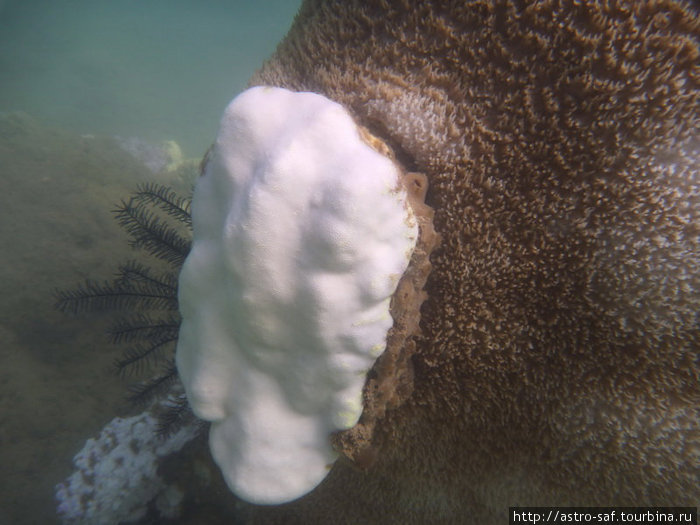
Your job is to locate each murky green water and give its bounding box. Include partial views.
[0,0,300,157]
[0,2,300,523]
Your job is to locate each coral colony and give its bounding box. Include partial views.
[55,411,197,524]
[176,86,419,503]
[54,1,700,521]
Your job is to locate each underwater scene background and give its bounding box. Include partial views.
[0,1,300,523]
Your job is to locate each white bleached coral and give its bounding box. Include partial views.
[175,86,418,504]
[55,410,198,524]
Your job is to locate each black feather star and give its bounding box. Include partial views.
[56,182,199,437]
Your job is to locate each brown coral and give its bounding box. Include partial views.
[247,1,700,522]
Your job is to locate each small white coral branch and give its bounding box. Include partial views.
[55,409,197,525]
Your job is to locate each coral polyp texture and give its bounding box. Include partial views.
[237,0,697,523]
[175,86,420,503]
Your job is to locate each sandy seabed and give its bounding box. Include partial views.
[0,112,196,524]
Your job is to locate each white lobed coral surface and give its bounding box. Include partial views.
[176,86,418,504]
[55,411,197,524]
